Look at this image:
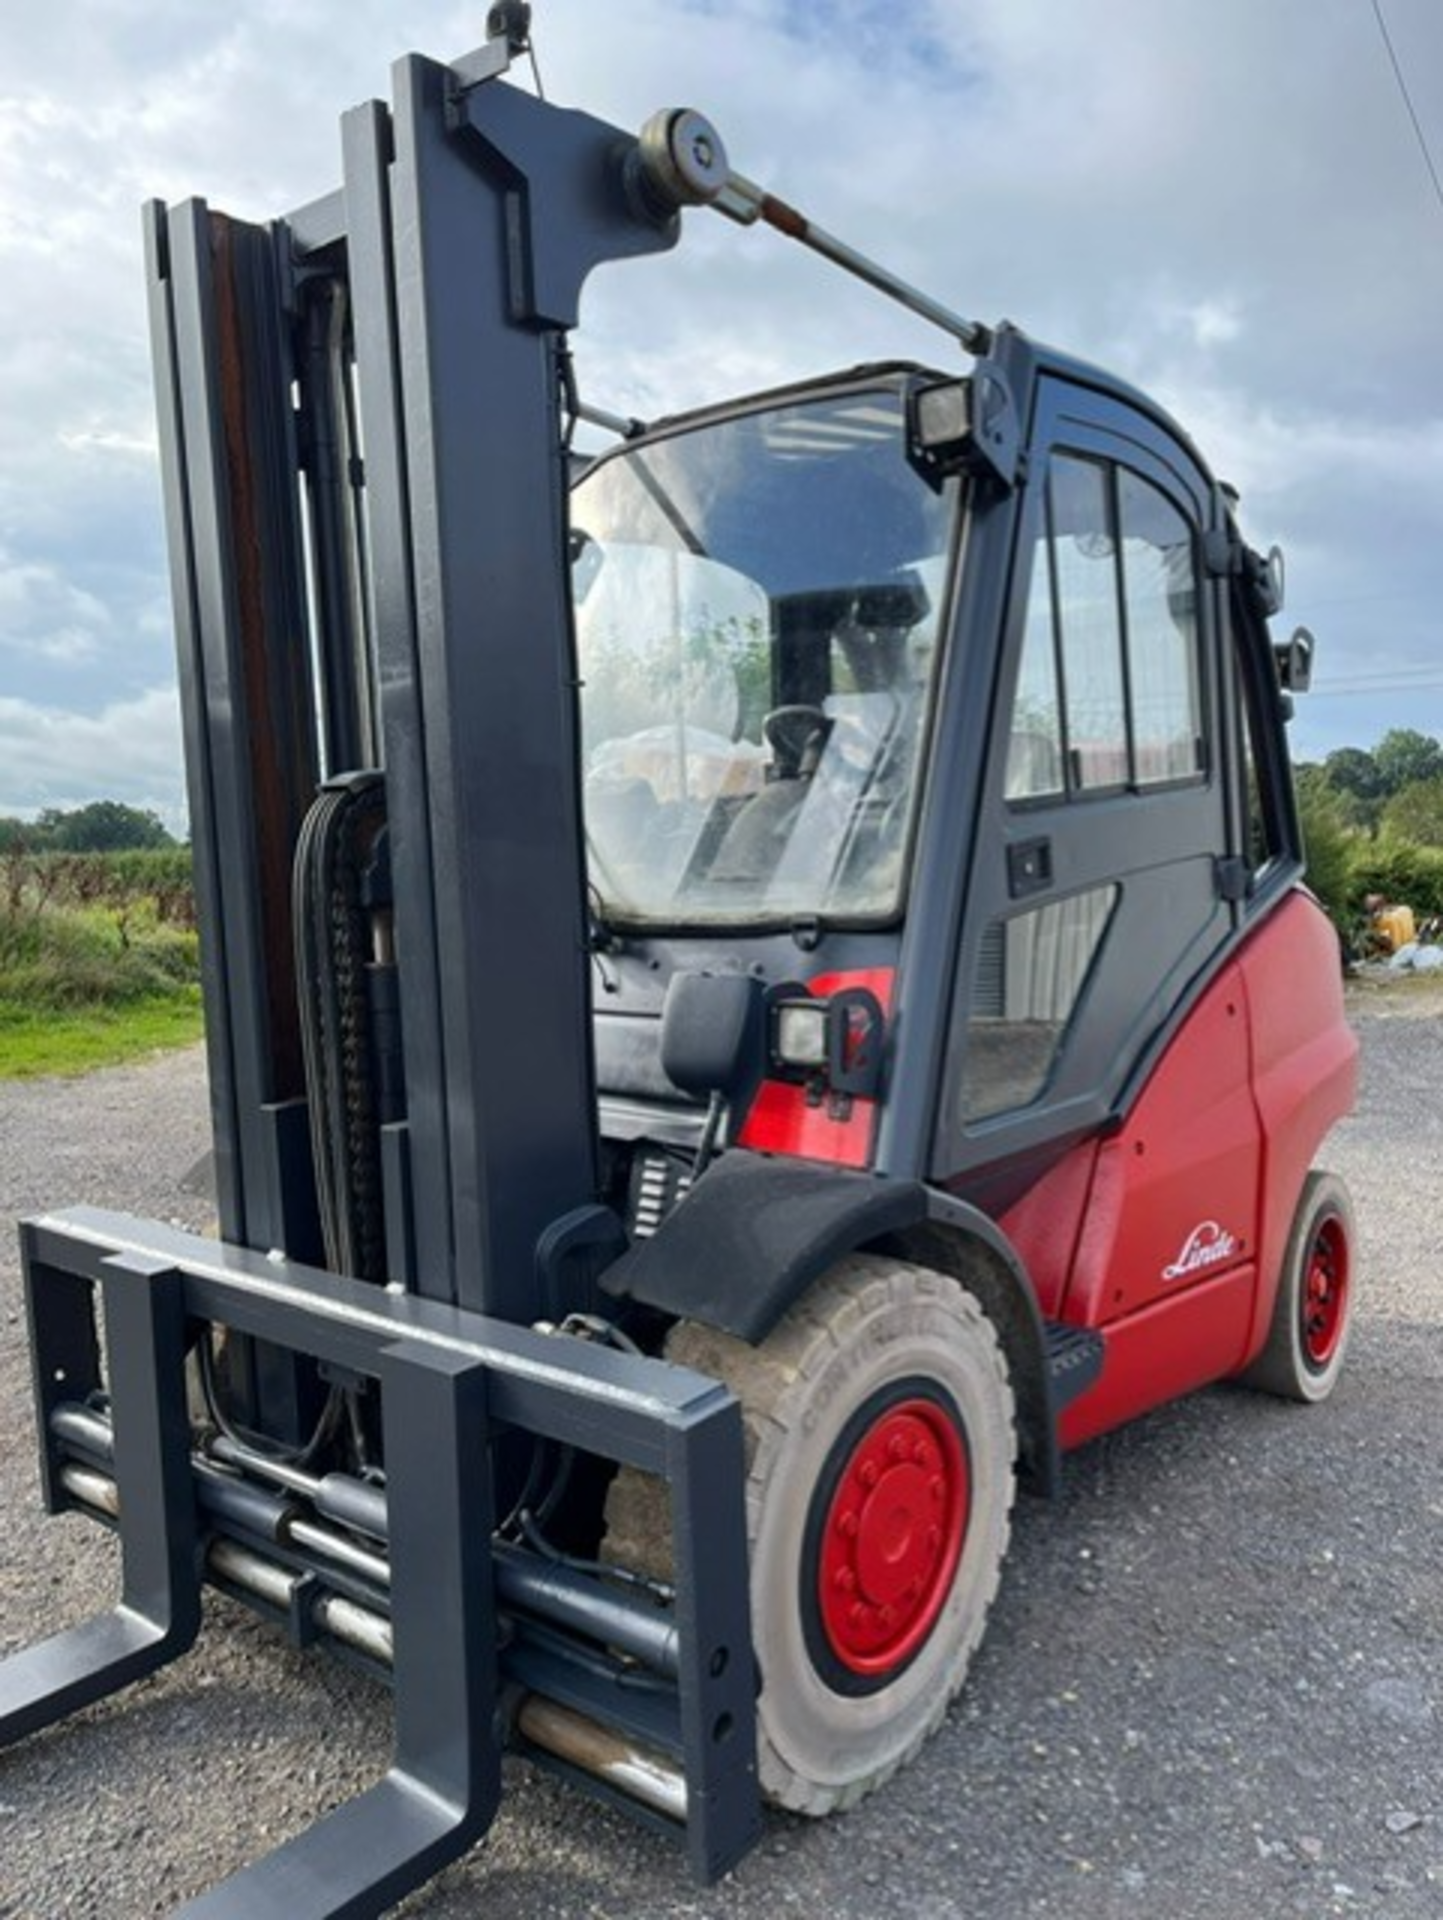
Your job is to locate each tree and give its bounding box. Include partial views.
[1372,728,1443,797]
[1309,751,1377,830]
[1295,776,1355,932]
[35,802,174,853]
[1322,745,1383,805]
[1381,775,1443,848]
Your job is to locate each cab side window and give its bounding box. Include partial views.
[1230,600,1299,891]
[1006,454,1205,803]
[962,884,1119,1120]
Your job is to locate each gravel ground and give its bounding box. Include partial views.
[0,984,1440,1919]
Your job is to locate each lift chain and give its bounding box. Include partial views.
[294,773,390,1281]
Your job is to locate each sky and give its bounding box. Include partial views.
[1,0,1441,825]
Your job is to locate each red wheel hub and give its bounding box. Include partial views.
[1301,1214,1349,1368]
[817,1397,969,1678]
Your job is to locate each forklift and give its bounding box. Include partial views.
[0,9,1358,1913]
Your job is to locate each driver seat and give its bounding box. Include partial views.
[708,706,832,883]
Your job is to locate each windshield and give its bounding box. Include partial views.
[572,385,957,926]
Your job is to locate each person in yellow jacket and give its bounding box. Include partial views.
[1364,892,1417,955]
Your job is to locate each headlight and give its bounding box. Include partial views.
[767,986,886,1100]
[774,1000,829,1070]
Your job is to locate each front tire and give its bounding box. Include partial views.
[1241,1169,1355,1403]
[606,1253,1016,1813]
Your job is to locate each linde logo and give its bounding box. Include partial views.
[1161,1220,1240,1282]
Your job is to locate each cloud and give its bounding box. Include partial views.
[0,0,1440,805]
[0,554,112,666]
[0,686,185,826]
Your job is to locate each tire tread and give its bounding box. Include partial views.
[605,1253,1016,1814]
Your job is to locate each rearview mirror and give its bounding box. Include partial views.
[1274,625,1314,694]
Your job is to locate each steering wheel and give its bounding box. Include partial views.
[763,706,833,779]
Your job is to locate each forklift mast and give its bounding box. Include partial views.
[1,29,767,1911]
[149,38,673,1312]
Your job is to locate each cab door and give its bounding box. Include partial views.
[932,375,1260,1316]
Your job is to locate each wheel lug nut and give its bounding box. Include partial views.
[837,1509,859,1539]
[888,1433,906,1462]
[859,1460,880,1489]
[833,1567,856,1593]
[930,1475,946,1502]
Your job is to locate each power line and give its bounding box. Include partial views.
[1371,0,1443,215]
[1323,665,1443,687]
[1322,664,1443,683]
[1313,681,1443,697]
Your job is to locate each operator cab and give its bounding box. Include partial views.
[573,340,1307,1245]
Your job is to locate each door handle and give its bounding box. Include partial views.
[1007,836,1053,898]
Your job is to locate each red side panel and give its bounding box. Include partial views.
[1057,890,1357,1447]
[996,1140,1099,1320]
[1235,891,1358,1367]
[1061,1265,1260,1448]
[735,968,894,1170]
[1058,959,1262,1445]
[1063,959,1259,1329]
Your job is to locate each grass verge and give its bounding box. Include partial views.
[0,899,204,1079]
[0,990,205,1078]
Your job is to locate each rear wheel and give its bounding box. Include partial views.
[1241,1170,1355,1403]
[605,1253,1016,1813]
